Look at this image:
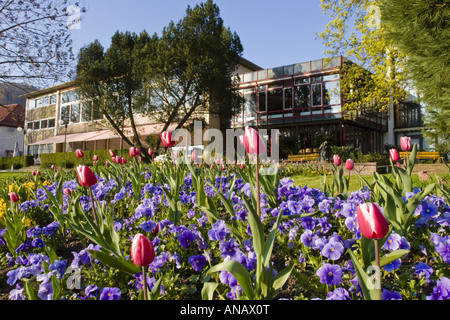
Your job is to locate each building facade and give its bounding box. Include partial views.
[0,104,25,157]
[229,56,389,156]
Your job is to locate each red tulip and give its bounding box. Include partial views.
[151,223,159,235]
[357,203,389,240]
[109,149,116,158]
[31,170,36,176]
[121,157,127,164]
[131,233,155,267]
[76,165,97,187]
[148,148,154,156]
[345,159,354,170]
[115,156,121,163]
[129,147,140,158]
[75,149,84,158]
[333,154,341,166]
[51,165,56,171]
[64,188,72,196]
[389,149,400,162]
[239,126,267,155]
[400,136,412,151]
[93,155,99,162]
[160,131,175,148]
[9,192,19,203]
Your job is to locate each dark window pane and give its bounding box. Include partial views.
[48,118,55,128]
[284,88,293,109]
[312,84,322,106]
[295,85,310,108]
[70,103,80,123]
[258,92,266,112]
[268,89,283,111]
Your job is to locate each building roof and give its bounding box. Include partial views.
[19,81,76,99]
[0,104,25,128]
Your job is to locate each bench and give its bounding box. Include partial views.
[399,151,441,162]
[287,153,320,162]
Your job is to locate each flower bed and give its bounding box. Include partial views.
[0,143,449,301]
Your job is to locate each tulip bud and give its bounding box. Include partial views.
[240,126,267,155]
[400,136,412,151]
[148,148,154,156]
[64,188,72,196]
[76,165,97,187]
[109,149,116,158]
[75,149,84,158]
[51,164,56,171]
[9,192,19,203]
[131,233,155,267]
[357,203,389,240]
[389,149,400,162]
[31,171,36,176]
[121,157,127,164]
[93,155,99,162]
[160,131,175,148]
[129,147,140,158]
[345,159,354,170]
[333,154,341,166]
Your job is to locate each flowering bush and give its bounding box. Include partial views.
[0,144,448,301]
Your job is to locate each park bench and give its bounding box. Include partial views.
[399,151,441,162]
[287,153,320,162]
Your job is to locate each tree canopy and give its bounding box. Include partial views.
[75,0,243,154]
[381,0,450,154]
[0,0,85,92]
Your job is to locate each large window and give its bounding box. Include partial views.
[27,94,57,110]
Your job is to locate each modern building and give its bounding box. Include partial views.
[0,104,25,157]
[229,56,389,156]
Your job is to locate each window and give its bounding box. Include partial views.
[60,105,70,122]
[28,99,36,110]
[70,103,80,123]
[323,81,340,105]
[295,85,310,109]
[312,84,322,106]
[81,102,92,123]
[27,122,33,130]
[48,118,55,128]
[61,90,79,104]
[33,121,40,130]
[258,85,267,112]
[284,88,293,109]
[40,119,48,129]
[268,89,283,111]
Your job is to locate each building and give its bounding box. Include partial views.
[229,56,389,156]
[21,55,427,159]
[0,104,25,157]
[20,57,262,158]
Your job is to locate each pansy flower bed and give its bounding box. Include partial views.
[0,140,449,301]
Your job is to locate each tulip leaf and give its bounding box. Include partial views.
[87,249,141,275]
[375,249,409,268]
[207,259,255,300]
[347,249,379,300]
[201,282,220,300]
[272,262,295,293]
[23,279,40,300]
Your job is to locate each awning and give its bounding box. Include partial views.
[28,123,183,146]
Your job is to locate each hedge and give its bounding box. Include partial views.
[0,155,34,170]
[40,149,136,169]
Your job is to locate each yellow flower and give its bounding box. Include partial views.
[0,198,6,221]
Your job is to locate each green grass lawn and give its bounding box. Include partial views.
[291,172,449,193]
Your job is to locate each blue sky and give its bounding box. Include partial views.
[70,0,331,69]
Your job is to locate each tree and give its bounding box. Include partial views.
[319,0,408,113]
[75,31,154,160]
[381,0,450,155]
[0,0,85,93]
[144,0,243,149]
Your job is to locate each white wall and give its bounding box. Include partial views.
[0,126,24,157]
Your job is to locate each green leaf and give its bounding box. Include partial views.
[23,279,40,300]
[86,249,141,275]
[376,249,409,268]
[207,260,254,300]
[272,262,295,292]
[347,249,377,300]
[201,282,219,300]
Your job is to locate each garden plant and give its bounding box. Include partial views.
[0,131,449,301]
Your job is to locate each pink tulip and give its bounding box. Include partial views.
[148,148,154,156]
[129,147,140,158]
[357,203,389,240]
[93,155,99,162]
[191,150,197,163]
[239,126,266,155]
[400,136,412,151]
[109,149,116,158]
[9,192,19,203]
[345,159,354,170]
[131,233,155,267]
[389,149,400,162]
[121,157,127,164]
[333,154,341,166]
[160,131,175,148]
[76,165,97,187]
[64,188,72,196]
[75,149,84,158]
[51,164,56,171]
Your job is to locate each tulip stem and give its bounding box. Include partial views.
[374,239,382,300]
[88,187,98,225]
[256,154,261,217]
[142,266,148,300]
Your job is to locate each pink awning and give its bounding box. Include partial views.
[28,123,183,145]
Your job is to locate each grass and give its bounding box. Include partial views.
[291,172,449,193]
